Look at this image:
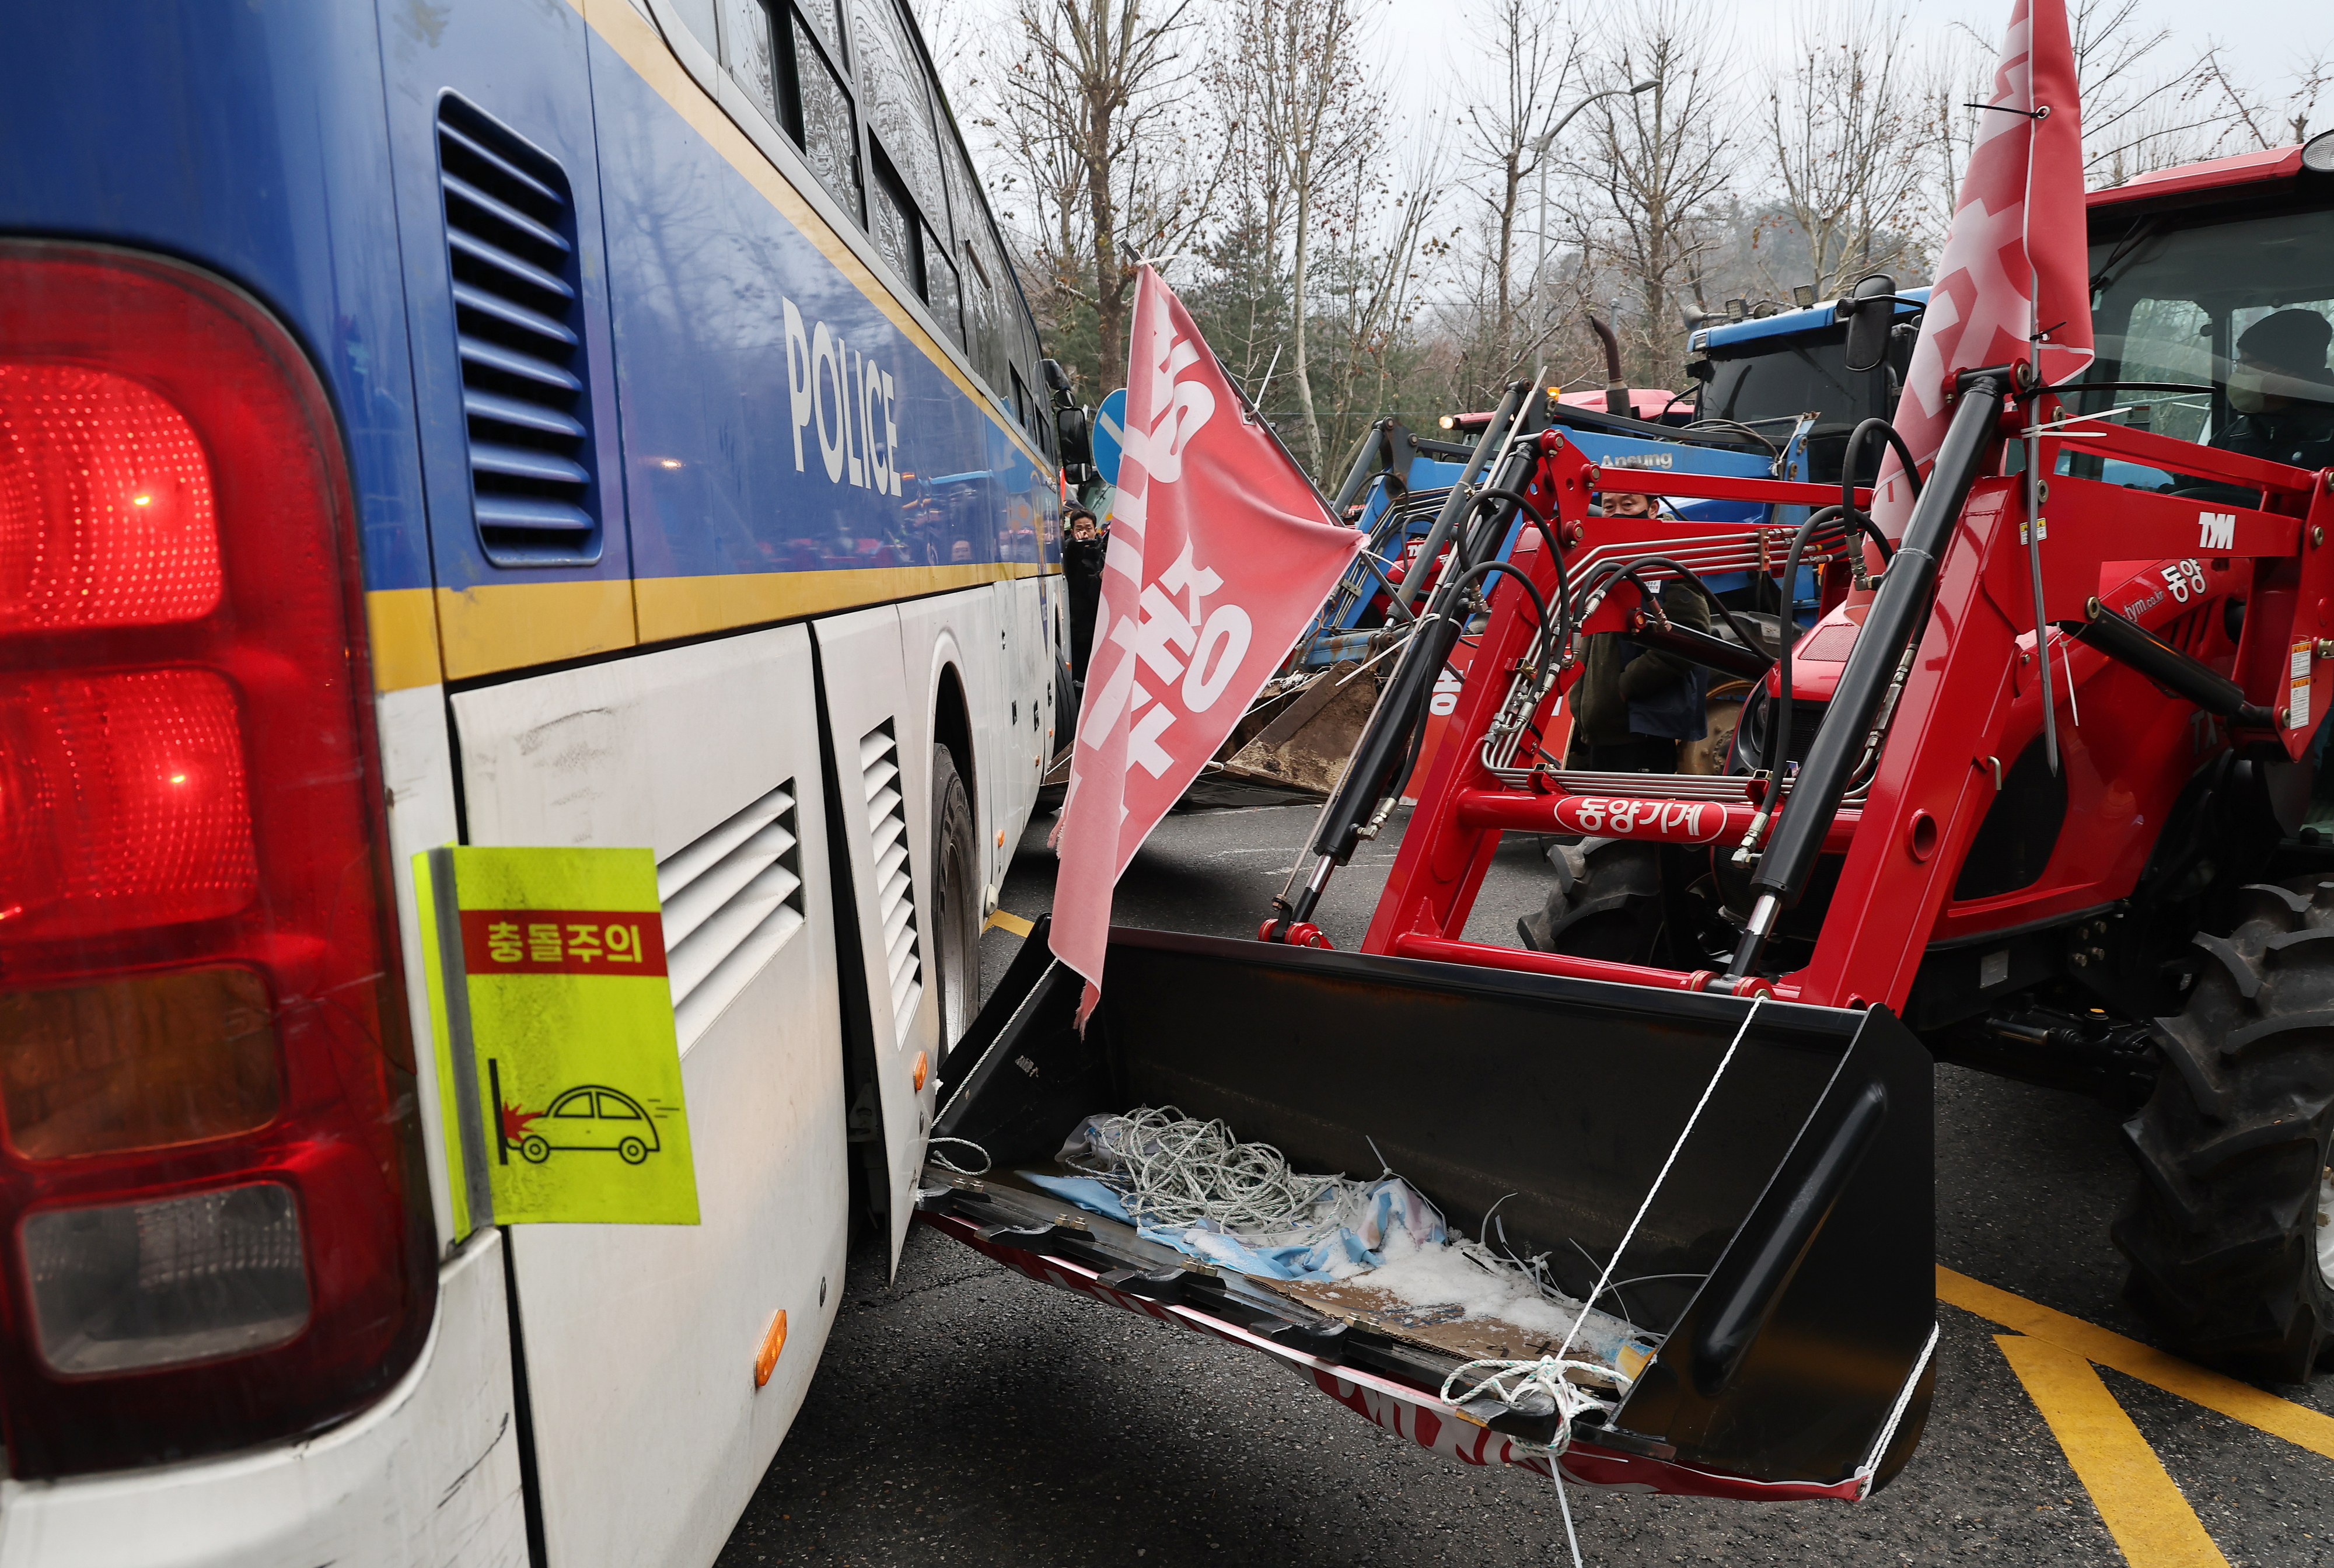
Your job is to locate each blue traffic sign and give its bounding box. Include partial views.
[1092,387,1127,487]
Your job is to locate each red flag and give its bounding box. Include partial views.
[1876,0,2091,533]
[1050,269,1361,1019]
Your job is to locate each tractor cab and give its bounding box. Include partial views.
[1688,289,1930,489]
[2070,146,2334,494]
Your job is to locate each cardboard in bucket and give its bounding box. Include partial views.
[415,845,699,1235]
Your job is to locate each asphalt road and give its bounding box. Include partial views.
[718,800,2334,1567]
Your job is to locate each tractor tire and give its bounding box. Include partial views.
[2114,876,2334,1381]
[1515,838,1665,964]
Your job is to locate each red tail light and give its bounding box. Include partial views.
[0,242,434,1476]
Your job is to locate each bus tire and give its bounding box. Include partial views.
[930,743,981,1056]
[2114,877,2334,1381]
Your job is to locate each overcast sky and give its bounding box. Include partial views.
[929,0,2328,167]
[1361,0,2325,155]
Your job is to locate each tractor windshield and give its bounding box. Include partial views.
[1697,326,1905,482]
[2068,205,2334,486]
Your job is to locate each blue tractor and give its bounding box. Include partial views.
[1209,295,1931,799]
[1290,294,1934,674]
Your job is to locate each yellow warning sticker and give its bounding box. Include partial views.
[415,846,700,1234]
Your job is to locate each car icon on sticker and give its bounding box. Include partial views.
[518,1085,662,1166]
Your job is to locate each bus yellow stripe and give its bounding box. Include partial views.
[366,587,445,692]
[434,579,640,682]
[634,562,1055,644]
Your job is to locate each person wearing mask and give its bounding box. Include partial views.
[1062,505,1106,685]
[1565,487,1707,771]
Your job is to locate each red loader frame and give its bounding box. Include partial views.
[1353,408,2333,1009]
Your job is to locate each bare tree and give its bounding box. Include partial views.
[998,0,1220,389]
[1561,0,1735,385]
[1309,134,1448,459]
[2059,0,2258,185]
[1452,0,1583,383]
[1220,0,1383,467]
[1758,3,1931,299]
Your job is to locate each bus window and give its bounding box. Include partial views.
[851,0,947,238]
[722,0,780,124]
[1011,365,1030,429]
[869,148,924,299]
[765,5,861,222]
[926,229,963,347]
[962,228,1001,390]
[796,0,845,64]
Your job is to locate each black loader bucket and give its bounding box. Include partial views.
[922,923,1936,1502]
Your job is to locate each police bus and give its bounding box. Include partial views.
[0,2,1064,1563]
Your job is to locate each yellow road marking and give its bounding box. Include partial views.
[1938,1266,2334,1460]
[985,909,1035,938]
[1995,1335,2230,1567]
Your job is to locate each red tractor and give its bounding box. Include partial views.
[1288,132,2334,1381]
[921,133,2334,1502]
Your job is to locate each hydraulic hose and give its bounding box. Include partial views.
[1757,502,1901,780]
[1760,505,1843,778]
[1304,429,1545,875]
[1729,369,2014,978]
[1395,381,1528,613]
[1467,486,1568,663]
[1839,417,1923,526]
[1441,556,1557,676]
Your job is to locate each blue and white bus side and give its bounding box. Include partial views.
[0,3,1060,1565]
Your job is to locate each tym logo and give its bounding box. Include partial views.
[783,298,902,495]
[2198,511,2236,550]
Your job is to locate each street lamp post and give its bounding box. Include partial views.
[1532,78,1659,295]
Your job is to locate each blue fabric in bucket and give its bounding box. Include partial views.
[1017,1169,1444,1283]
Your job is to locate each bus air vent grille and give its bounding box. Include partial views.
[435,97,602,568]
[859,721,921,1045]
[656,783,806,1048]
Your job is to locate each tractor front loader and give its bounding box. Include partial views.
[921,135,2334,1502]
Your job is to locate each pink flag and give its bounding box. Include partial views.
[1050,269,1361,1018]
[1876,0,2091,533]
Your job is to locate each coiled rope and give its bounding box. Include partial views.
[1064,1106,1344,1232]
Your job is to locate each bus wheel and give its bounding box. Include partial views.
[930,744,981,1055]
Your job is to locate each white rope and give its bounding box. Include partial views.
[1473,998,1762,1568]
[1554,995,1765,1364]
[1437,1355,1622,1454]
[928,1136,991,1175]
[1437,1353,1620,1568]
[1552,1456,1584,1568]
[1064,1106,1346,1232]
